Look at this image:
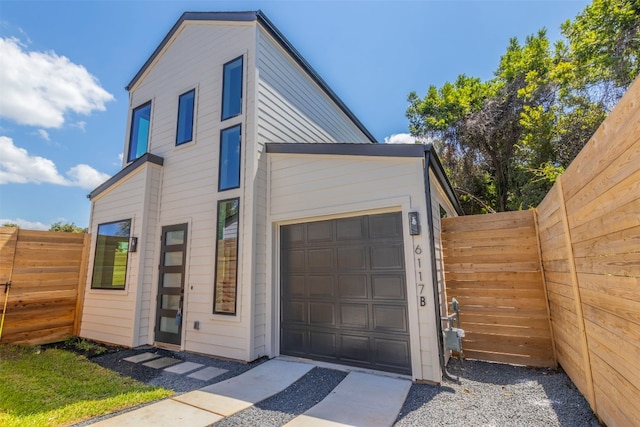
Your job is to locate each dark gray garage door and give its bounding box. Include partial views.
[280,212,411,375]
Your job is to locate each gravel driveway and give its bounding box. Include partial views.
[82,348,600,426]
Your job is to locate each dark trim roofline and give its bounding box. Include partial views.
[125,10,377,143]
[87,153,164,200]
[265,142,464,215]
[266,142,425,157]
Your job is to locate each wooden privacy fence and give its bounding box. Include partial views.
[441,77,639,426]
[441,210,555,367]
[0,227,90,345]
[536,77,640,427]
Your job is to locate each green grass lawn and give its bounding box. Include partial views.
[0,345,173,427]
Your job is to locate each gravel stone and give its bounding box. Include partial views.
[395,359,601,426]
[213,367,348,427]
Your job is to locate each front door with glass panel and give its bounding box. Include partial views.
[155,224,187,345]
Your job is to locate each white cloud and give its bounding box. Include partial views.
[0,37,114,128]
[0,218,49,230]
[37,129,50,141]
[384,133,417,144]
[66,164,110,189]
[0,136,110,189]
[71,121,87,132]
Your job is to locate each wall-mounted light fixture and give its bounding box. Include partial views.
[408,212,421,235]
[130,237,138,252]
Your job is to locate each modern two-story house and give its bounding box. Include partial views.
[81,11,462,383]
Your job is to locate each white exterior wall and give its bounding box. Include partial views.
[267,153,442,383]
[81,163,162,347]
[125,21,258,360]
[251,28,372,359]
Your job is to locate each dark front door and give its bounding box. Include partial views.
[155,223,188,345]
[280,212,411,375]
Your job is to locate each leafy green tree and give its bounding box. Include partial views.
[1,222,19,228]
[49,222,87,233]
[407,0,639,214]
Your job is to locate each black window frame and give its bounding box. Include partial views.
[176,89,196,146]
[218,124,242,191]
[221,56,243,121]
[127,101,152,163]
[213,197,240,315]
[91,219,132,290]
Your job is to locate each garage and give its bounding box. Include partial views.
[280,212,411,375]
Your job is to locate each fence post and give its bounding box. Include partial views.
[73,233,90,336]
[556,175,597,412]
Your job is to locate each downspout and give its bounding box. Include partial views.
[423,147,458,383]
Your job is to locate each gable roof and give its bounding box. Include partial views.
[126,10,377,143]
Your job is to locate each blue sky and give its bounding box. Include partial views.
[0,0,590,230]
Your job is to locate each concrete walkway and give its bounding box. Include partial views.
[88,359,412,427]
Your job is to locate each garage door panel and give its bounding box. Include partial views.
[307,221,333,242]
[283,275,306,297]
[371,244,404,269]
[310,331,336,356]
[340,304,369,328]
[336,217,366,240]
[307,248,334,270]
[309,302,336,326]
[372,275,406,300]
[369,212,403,238]
[281,329,306,355]
[373,305,408,333]
[339,335,370,362]
[338,275,368,298]
[282,224,304,247]
[283,249,306,272]
[337,246,367,270]
[282,300,306,323]
[309,275,335,297]
[375,338,411,370]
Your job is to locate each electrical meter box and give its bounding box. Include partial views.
[444,327,465,352]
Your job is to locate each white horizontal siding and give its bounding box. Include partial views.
[81,167,149,347]
[125,21,258,359]
[256,28,372,144]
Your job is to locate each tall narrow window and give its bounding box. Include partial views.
[128,102,151,162]
[214,198,239,315]
[219,125,241,191]
[176,89,195,145]
[222,56,243,120]
[91,219,131,289]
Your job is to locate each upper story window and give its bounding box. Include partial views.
[127,102,151,162]
[176,89,195,145]
[91,219,131,290]
[219,125,241,191]
[222,56,243,120]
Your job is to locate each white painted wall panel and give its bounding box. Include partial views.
[268,153,444,382]
[81,167,149,347]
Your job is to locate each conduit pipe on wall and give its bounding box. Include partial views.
[423,147,458,383]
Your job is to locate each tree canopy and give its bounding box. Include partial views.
[407,0,639,214]
[49,222,87,233]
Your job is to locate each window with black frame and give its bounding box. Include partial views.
[213,198,239,314]
[127,102,151,162]
[91,219,131,289]
[176,89,195,145]
[221,56,243,120]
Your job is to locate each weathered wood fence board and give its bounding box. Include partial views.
[0,228,89,345]
[536,77,640,427]
[441,210,556,368]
